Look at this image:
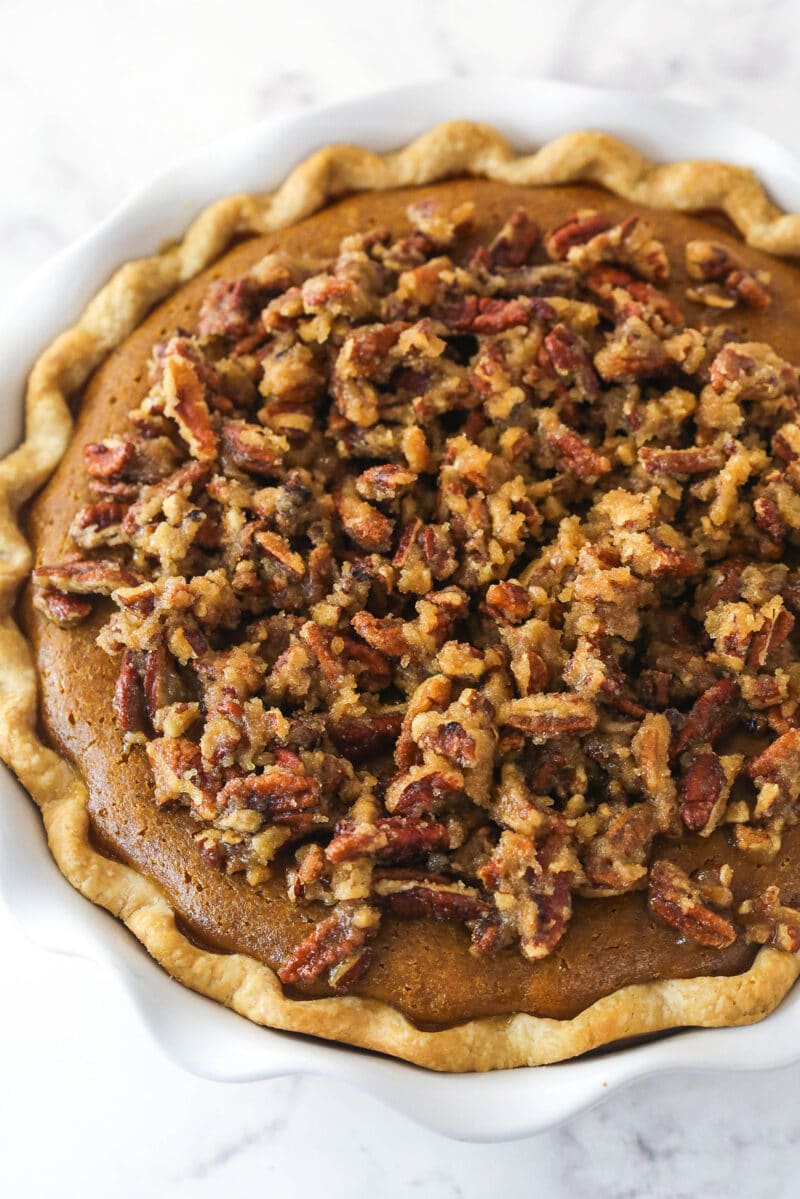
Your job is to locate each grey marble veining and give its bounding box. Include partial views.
[2,1,800,1195]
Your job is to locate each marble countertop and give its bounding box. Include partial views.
[2,0,800,1193]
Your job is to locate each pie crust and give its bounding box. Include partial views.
[3,120,800,1072]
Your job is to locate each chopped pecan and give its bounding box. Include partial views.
[162,355,218,460]
[350,611,408,658]
[69,501,128,548]
[746,729,800,819]
[486,209,540,267]
[483,580,534,625]
[385,764,464,816]
[218,768,321,824]
[498,694,597,742]
[547,212,669,282]
[376,878,490,922]
[417,719,476,767]
[631,714,679,835]
[327,713,403,762]
[142,645,183,719]
[277,903,380,987]
[648,859,737,948]
[113,651,149,738]
[685,241,771,311]
[739,886,800,952]
[146,737,221,817]
[326,816,450,863]
[753,495,785,542]
[595,315,668,381]
[731,822,783,863]
[582,803,655,893]
[394,675,452,769]
[221,420,285,476]
[334,478,394,552]
[32,589,92,626]
[679,751,728,834]
[355,463,417,502]
[544,212,613,259]
[670,678,740,757]
[538,410,611,479]
[542,323,600,399]
[445,295,541,334]
[638,446,724,476]
[746,600,795,669]
[477,830,578,958]
[32,559,141,596]
[83,440,135,478]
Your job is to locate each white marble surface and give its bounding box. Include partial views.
[3,0,800,1192]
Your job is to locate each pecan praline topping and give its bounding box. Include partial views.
[33,199,800,987]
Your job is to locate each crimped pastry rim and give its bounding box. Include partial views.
[1,119,799,1072]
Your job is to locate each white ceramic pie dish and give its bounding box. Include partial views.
[2,76,800,1141]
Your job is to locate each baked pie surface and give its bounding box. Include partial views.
[4,124,800,1070]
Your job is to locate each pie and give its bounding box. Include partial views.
[4,121,800,1072]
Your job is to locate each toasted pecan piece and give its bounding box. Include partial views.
[739,885,800,952]
[582,803,655,894]
[648,860,737,948]
[326,816,450,863]
[498,694,597,742]
[538,409,611,480]
[486,208,540,267]
[32,589,93,627]
[670,678,740,757]
[375,878,490,922]
[278,904,380,987]
[113,651,149,738]
[384,763,464,816]
[746,729,800,819]
[631,713,679,835]
[638,446,724,476]
[680,751,741,837]
[33,558,141,597]
[221,420,286,476]
[218,767,321,823]
[162,355,218,460]
[334,478,394,552]
[83,439,135,478]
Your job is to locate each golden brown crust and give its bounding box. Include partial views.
[3,121,800,1071]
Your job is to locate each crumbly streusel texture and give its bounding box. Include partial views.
[5,122,800,1070]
